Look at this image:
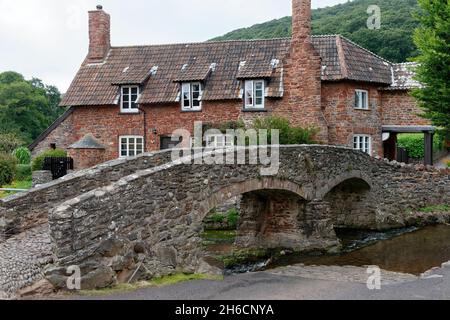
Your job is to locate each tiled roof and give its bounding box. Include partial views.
[60,35,399,107]
[385,62,422,90]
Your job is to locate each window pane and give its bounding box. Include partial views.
[192,83,200,92]
[355,92,361,108]
[123,88,129,95]
[131,94,138,102]
[363,92,368,109]
[245,81,254,107]
[131,87,138,95]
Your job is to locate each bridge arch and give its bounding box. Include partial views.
[315,170,373,200]
[322,175,375,229]
[196,177,313,222]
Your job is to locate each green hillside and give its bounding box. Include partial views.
[211,0,419,62]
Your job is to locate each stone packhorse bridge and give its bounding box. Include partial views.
[1,146,449,292]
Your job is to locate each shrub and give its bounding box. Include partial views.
[253,116,318,145]
[0,133,24,153]
[15,164,32,181]
[226,208,239,229]
[447,161,450,168]
[12,147,31,165]
[31,149,67,171]
[0,153,17,186]
[397,133,443,159]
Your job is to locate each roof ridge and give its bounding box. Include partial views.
[111,37,292,49]
[393,62,418,66]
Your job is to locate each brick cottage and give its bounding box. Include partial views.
[30,0,435,170]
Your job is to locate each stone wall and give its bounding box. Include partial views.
[381,90,431,126]
[0,150,175,238]
[46,146,449,288]
[322,82,384,157]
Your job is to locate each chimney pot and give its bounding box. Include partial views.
[96,5,103,10]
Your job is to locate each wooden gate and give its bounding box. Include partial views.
[43,157,74,180]
[396,147,409,164]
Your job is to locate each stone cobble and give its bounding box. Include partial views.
[0,225,52,297]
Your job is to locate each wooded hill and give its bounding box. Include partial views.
[211,0,419,62]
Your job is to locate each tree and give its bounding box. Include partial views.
[412,0,450,133]
[0,71,64,145]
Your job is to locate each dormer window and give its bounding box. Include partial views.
[244,80,265,109]
[355,89,369,110]
[121,86,139,113]
[182,82,202,111]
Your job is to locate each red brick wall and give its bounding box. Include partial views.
[68,148,106,170]
[381,90,430,126]
[322,82,383,156]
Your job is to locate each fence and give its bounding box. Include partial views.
[43,157,74,180]
[396,147,409,164]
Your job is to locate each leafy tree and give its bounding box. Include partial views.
[412,0,450,133]
[0,71,64,145]
[0,133,24,153]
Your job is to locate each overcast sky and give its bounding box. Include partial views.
[0,0,348,92]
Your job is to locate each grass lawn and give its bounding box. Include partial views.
[0,179,32,199]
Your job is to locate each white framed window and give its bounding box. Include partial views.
[353,135,372,155]
[355,89,369,110]
[119,136,144,157]
[244,80,265,109]
[121,86,140,113]
[205,134,235,148]
[182,82,202,111]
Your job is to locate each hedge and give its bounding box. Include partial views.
[397,134,443,159]
[31,149,67,171]
[0,153,17,186]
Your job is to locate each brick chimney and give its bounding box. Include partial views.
[292,0,312,42]
[88,5,111,62]
[283,0,329,143]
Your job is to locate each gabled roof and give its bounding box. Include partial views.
[60,35,401,107]
[29,107,74,151]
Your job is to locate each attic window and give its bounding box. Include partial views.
[244,80,265,109]
[121,86,139,113]
[181,82,202,111]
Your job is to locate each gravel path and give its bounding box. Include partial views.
[0,225,53,298]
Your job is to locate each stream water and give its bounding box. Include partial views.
[203,225,450,276]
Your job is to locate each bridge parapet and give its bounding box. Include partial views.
[45,145,449,290]
[0,150,176,240]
